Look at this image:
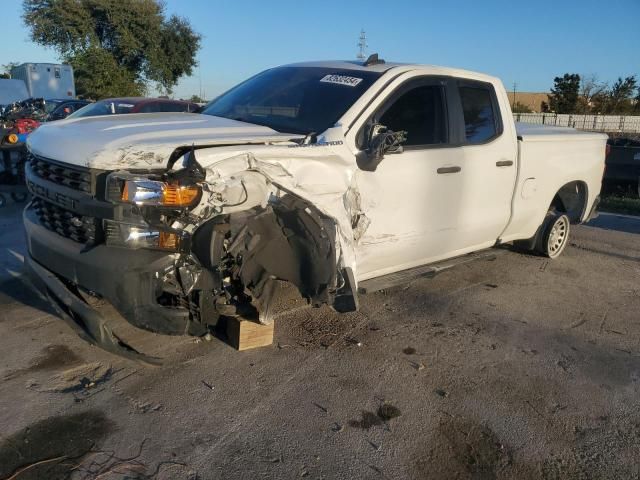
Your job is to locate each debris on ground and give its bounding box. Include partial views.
[377,403,401,421]
[27,362,112,393]
[201,380,214,390]
[0,410,113,479]
[130,399,163,414]
[434,389,448,398]
[367,440,382,451]
[312,402,328,413]
[402,346,416,355]
[349,403,402,429]
[408,361,425,370]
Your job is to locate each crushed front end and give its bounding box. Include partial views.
[23,148,358,361]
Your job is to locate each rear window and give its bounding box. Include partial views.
[459,85,499,143]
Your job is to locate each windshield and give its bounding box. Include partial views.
[44,100,62,113]
[69,100,136,119]
[201,67,382,134]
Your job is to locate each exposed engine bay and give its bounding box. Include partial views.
[138,148,359,336]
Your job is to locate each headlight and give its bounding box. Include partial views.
[107,173,200,207]
[104,220,184,251]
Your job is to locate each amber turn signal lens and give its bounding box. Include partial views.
[6,134,18,144]
[158,231,180,250]
[162,184,200,206]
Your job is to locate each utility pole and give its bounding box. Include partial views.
[357,30,367,60]
[199,56,203,101]
[512,82,517,109]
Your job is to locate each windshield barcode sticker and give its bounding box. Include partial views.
[320,74,363,87]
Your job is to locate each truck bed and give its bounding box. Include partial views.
[499,123,607,244]
[515,122,606,142]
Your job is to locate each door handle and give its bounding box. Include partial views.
[437,166,461,174]
[496,160,514,167]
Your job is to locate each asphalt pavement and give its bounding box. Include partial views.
[1,203,639,479]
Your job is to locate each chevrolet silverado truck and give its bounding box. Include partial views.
[23,56,607,361]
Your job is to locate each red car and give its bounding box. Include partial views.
[68,97,200,118]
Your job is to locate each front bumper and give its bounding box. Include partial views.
[24,205,194,362]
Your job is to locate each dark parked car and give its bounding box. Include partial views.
[44,98,92,121]
[68,97,200,119]
[603,137,640,197]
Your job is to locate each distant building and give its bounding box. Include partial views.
[510,92,549,113]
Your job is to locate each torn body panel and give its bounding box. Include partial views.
[178,144,365,324]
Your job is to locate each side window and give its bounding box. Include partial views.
[138,103,159,113]
[458,85,499,143]
[378,85,447,146]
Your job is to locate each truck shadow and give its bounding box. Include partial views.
[587,212,640,235]
[0,272,55,316]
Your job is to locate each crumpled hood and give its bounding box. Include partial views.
[27,112,300,170]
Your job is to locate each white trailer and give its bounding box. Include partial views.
[10,63,75,99]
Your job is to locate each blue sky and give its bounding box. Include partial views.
[2,0,639,99]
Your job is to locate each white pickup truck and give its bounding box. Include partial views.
[24,56,607,360]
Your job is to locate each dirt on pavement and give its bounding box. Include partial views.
[1,205,640,479]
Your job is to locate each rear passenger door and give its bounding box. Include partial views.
[447,80,517,252]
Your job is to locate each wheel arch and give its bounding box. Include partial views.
[549,180,589,223]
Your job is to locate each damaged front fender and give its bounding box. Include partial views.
[174,149,363,324]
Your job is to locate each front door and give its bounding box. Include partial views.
[352,76,516,280]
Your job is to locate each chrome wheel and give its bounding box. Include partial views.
[546,215,569,258]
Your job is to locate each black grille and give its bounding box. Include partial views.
[32,197,97,243]
[29,154,92,193]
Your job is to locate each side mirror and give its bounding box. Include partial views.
[356,123,407,172]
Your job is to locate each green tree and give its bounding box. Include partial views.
[189,94,205,103]
[548,74,581,113]
[72,46,146,99]
[577,74,606,114]
[607,76,637,114]
[0,62,20,79]
[591,76,637,114]
[22,0,201,98]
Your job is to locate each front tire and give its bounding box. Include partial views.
[537,212,570,259]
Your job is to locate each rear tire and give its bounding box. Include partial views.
[536,211,570,259]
